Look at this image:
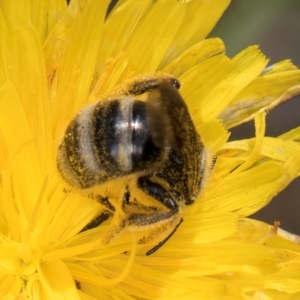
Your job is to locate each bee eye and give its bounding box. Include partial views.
[57,74,215,255]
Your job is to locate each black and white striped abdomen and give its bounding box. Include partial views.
[57,97,162,189]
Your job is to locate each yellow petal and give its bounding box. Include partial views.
[159,0,230,67]
[204,161,287,216]
[220,64,300,128]
[197,118,230,153]
[39,260,81,300]
[52,0,110,134]
[180,46,268,124]
[280,126,300,143]
[0,83,42,231]
[4,26,51,169]
[261,59,298,75]
[118,1,186,73]
[162,38,225,78]
[0,0,66,41]
[0,273,22,300]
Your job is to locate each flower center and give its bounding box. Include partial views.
[0,239,41,277]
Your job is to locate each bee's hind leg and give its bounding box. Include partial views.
[79,210,113,233]
[79,195,115,233]
[129,175,183,255]
[139,216,184,256]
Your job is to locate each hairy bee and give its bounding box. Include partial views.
[57,74,214,255]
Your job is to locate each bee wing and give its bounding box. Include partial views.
[147,80,205,201]
[146,85,177,149]
[146,80,200,151]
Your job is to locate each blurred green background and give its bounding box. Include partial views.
[210,0,300,235]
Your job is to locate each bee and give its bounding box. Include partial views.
[57,74,214,255]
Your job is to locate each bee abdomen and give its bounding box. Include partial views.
[57,102,106,188]
[57,98,162,189]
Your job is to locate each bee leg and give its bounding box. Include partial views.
[121,176,182,254]
[79,210,112,233]
[136,176,179,217]
[145,217,183,256]
[79,195,115,233]
[211,154,217,169]
[126,207,182,255]
[102,177,181,250]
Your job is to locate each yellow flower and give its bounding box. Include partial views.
[0,0,300,299]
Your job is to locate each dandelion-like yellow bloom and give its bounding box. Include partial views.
[0,0,300,299]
